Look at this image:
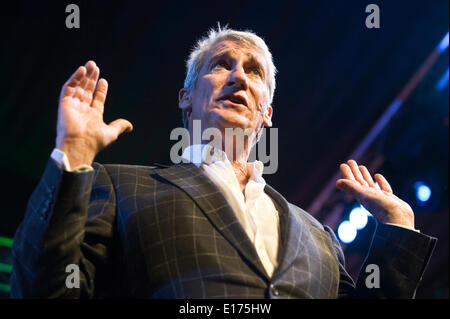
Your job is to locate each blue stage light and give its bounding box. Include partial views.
[414,182,431,202]
[436,68,449,91]
[349,206,369,230]
[361,204,372,216]
[437,32,449,53]
[337,221,357,244]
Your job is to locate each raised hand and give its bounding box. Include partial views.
[56,61,133,170]
[336,160,415,229]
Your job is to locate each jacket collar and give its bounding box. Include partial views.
[155,163,270,280]
[263,185,310,280]
[154,163,308,281]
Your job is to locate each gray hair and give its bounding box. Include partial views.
[182,25,277,128]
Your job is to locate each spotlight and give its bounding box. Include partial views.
[437,32,449,53]
[337,221,357,244]
[436,68,449,91]
[414,181,431,203]
[349,206,369,230]
[361,204,372,216]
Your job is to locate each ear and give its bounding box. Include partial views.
[262,105,273,127]
[178,88,192,114]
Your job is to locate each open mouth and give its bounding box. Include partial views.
[218,94,248,107]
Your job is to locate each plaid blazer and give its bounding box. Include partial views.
[11,158,437,298]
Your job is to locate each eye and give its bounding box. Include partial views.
[252,67,262,76]
[248,66,263,77]
[213,59,230,70]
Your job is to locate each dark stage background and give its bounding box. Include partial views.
[0,0,448,298]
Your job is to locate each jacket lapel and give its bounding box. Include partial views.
[264,185,309,279]
[154,163,270,280]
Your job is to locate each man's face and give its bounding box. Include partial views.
[179,40,273,140]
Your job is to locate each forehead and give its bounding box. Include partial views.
[205,40,267,68]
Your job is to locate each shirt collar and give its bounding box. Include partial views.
[181,144,265,180]
[181,144,227,166]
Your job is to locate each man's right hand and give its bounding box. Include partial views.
[56,61,133,170]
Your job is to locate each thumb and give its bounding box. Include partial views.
[105,119,133,144]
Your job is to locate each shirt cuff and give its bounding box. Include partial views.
[50,148,94,173]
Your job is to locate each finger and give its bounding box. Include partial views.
[372,180,381,190]
[374,173,393,193]
[359,165,376,188]
[92,78,108,113]
[80,61,96,90]
[347,160,368,186]
[73,86,85,101]
[109,119,133,134]
[62,66,86,98]
[74,61,95,102]
[339,163,356,181]
[84,66,99,104]
[73,62,93,101]
[105,119,134,144]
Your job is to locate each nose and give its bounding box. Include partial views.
[226,65,248,91]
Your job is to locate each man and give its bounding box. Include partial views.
[11,27,436,298]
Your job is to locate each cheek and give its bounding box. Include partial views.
[253,85,269,112]
[197,77,223,107]
[191,83,209,111]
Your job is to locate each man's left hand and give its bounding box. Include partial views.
[336,160,415,230]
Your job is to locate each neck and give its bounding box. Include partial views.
[220,136,253,193]
[230,161,253,193]
[189,128,258,192]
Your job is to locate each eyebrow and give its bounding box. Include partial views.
[208,49,266,77]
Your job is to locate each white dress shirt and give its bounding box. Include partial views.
[181,144,280,277]
[50,145,418,279]
[51,146,281,276]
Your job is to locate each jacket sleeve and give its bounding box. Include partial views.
[324,223,437,299]
[10,158,117,298]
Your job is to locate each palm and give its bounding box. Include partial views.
[60,93,107,147]
[56,61,132,152]
[336,160,415,228]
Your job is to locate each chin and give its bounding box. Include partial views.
[210,109,250,130]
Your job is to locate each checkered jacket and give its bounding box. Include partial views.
[10,158,437,298]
